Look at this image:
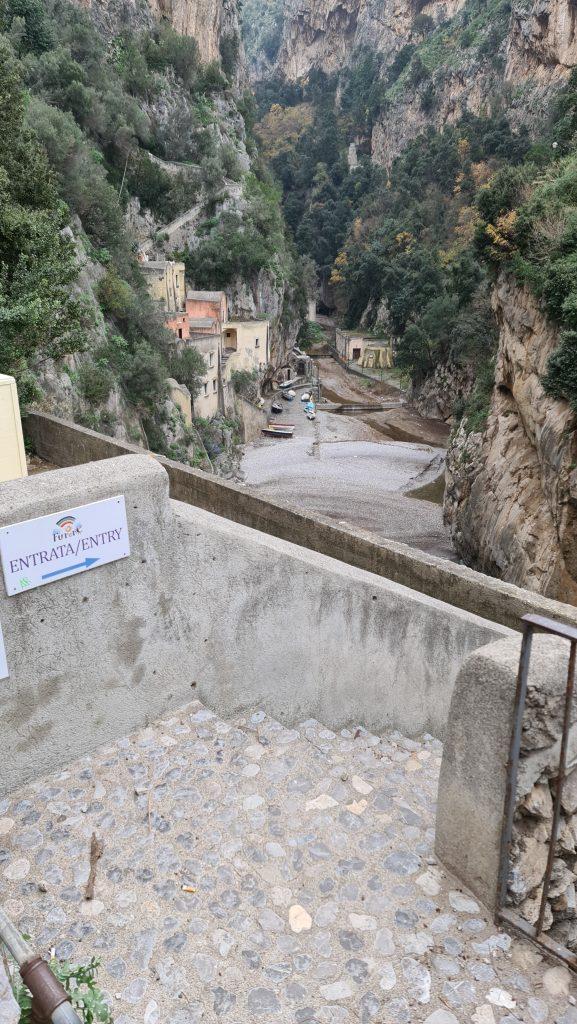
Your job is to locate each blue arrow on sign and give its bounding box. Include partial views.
[41,557,99,581]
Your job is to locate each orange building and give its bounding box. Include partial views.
[185,290,228,334]
[166,311,190,341]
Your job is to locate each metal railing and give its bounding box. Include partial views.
[496,613,577,969]
[0,905,82,1023]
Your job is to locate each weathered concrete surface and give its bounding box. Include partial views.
[436,635,571,912]
[1,701,575,1023]
[23,412,577,631]
[0,456,194,795]
[0,454,509,794]
[172,502,511,738]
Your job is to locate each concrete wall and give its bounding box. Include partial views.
[0,457,193,796]
[0,455,511,795]
[24,413,577,634]
[167,378,192,427]
[234,394,267,442]
[436,635,571,912]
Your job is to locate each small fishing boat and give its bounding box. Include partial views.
[262,424,295,438]
[282,389,296,401]
[300,392,310,402]
[270,401,283,414]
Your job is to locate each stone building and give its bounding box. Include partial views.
[335,328,393,369]
[221,320,270,412]
[141,266,271,419]
[186,289,228,328]
[140,259,186,314]
[191,334,221,418]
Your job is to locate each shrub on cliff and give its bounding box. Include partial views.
[543,330,577,414]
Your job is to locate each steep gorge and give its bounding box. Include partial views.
[243,0,577,601]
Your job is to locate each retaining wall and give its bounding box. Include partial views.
[24,413,577,633]
[234,394,267,442]
[435,635,571,912]
[0,456,511,795]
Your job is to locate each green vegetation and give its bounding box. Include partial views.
[247,0,577,433]
[0,0,303,458]
[297,320,324,350]
[10,954,111,1022]
[169,346,207,403]
[230,367,259,400]
[242,0,284,65]
[0,35,92,404]
[183,173,292,288]
[472,71,577,416]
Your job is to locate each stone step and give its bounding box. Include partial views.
[0,698,571,1024]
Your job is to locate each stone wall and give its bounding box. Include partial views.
[0,454,511,795]
[436,634,572,914]
[234,393,267,442]
[23,412,577,633]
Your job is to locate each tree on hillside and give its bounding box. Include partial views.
[0,34,91,403]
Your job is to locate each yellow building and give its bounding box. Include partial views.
[0,374,27,483]
[221,320,270,413]
[191,334,221,418]
[222,321,270,374]
[335,329,393,369]
[140,259,186,314]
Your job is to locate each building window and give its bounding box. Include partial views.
[213,379,217,392]
[178,328,183,339]
[255,338,259,347]
[209,353,214,367]
[203,383,208,396]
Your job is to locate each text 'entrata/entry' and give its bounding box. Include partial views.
[0,495,130,596]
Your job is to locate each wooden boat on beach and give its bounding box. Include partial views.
[262,422,295,438]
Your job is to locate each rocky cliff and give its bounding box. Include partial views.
[444,276,577,603]
[75,0,239,63]
[273,0,576,166]
[277,0,464,81]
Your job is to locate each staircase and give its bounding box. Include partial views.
[0,701,572,1022]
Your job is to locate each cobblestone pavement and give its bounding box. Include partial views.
[1,702,576,1023]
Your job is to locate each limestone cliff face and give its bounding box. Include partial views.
[76,0,239,63]
[274,0,576,167]
[444,276,577,603]
[152,0,239,62]
[506,0,577,86]
[277,0,464,81]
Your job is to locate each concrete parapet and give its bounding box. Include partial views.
[0,455,511,794]
[0,456,194,795]
[171,501,511,739]
[24,412,577,632]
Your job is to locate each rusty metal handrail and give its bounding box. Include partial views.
[496,613,577,970]
[0,904,82,1023]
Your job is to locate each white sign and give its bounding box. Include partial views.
[0,621,8,680]
[0,495,130,596]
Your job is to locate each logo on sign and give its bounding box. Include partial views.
[53,516,82,541]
